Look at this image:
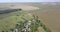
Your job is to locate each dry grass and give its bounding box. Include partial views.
[34,5,60,32]
[0,5,39,10]
[0,4,60,32]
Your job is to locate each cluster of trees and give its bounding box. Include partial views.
[0,8,22,14]
[10,15,41,32]
[1,15,51,32]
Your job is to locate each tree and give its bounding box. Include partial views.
[10,29,14,32]
[1,31,4,32]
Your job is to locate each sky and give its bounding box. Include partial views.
[0,0,60,3]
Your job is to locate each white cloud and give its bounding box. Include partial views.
[0,0,60,3]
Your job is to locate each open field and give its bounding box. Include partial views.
[31,4,60,32]
[0,3,60,32]
[0,4,45,32]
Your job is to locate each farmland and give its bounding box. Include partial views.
[0,2,60,32]
[0,4,47,32]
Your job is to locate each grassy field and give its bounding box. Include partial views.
[0,8,47,32]
[30,4,60,32]
[0,3,60,32]
[0,10,33,31]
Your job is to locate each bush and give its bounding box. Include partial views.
[1,31,4,32]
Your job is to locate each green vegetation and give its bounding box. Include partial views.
[0,10,50,32]
[0,10,33,32]
[0,4,53,32]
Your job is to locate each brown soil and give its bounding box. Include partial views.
[35,7,60,32]
[0,5,39,10]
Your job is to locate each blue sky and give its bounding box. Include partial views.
[0,0,60,3]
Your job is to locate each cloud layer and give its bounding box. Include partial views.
[0,0,60,3]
